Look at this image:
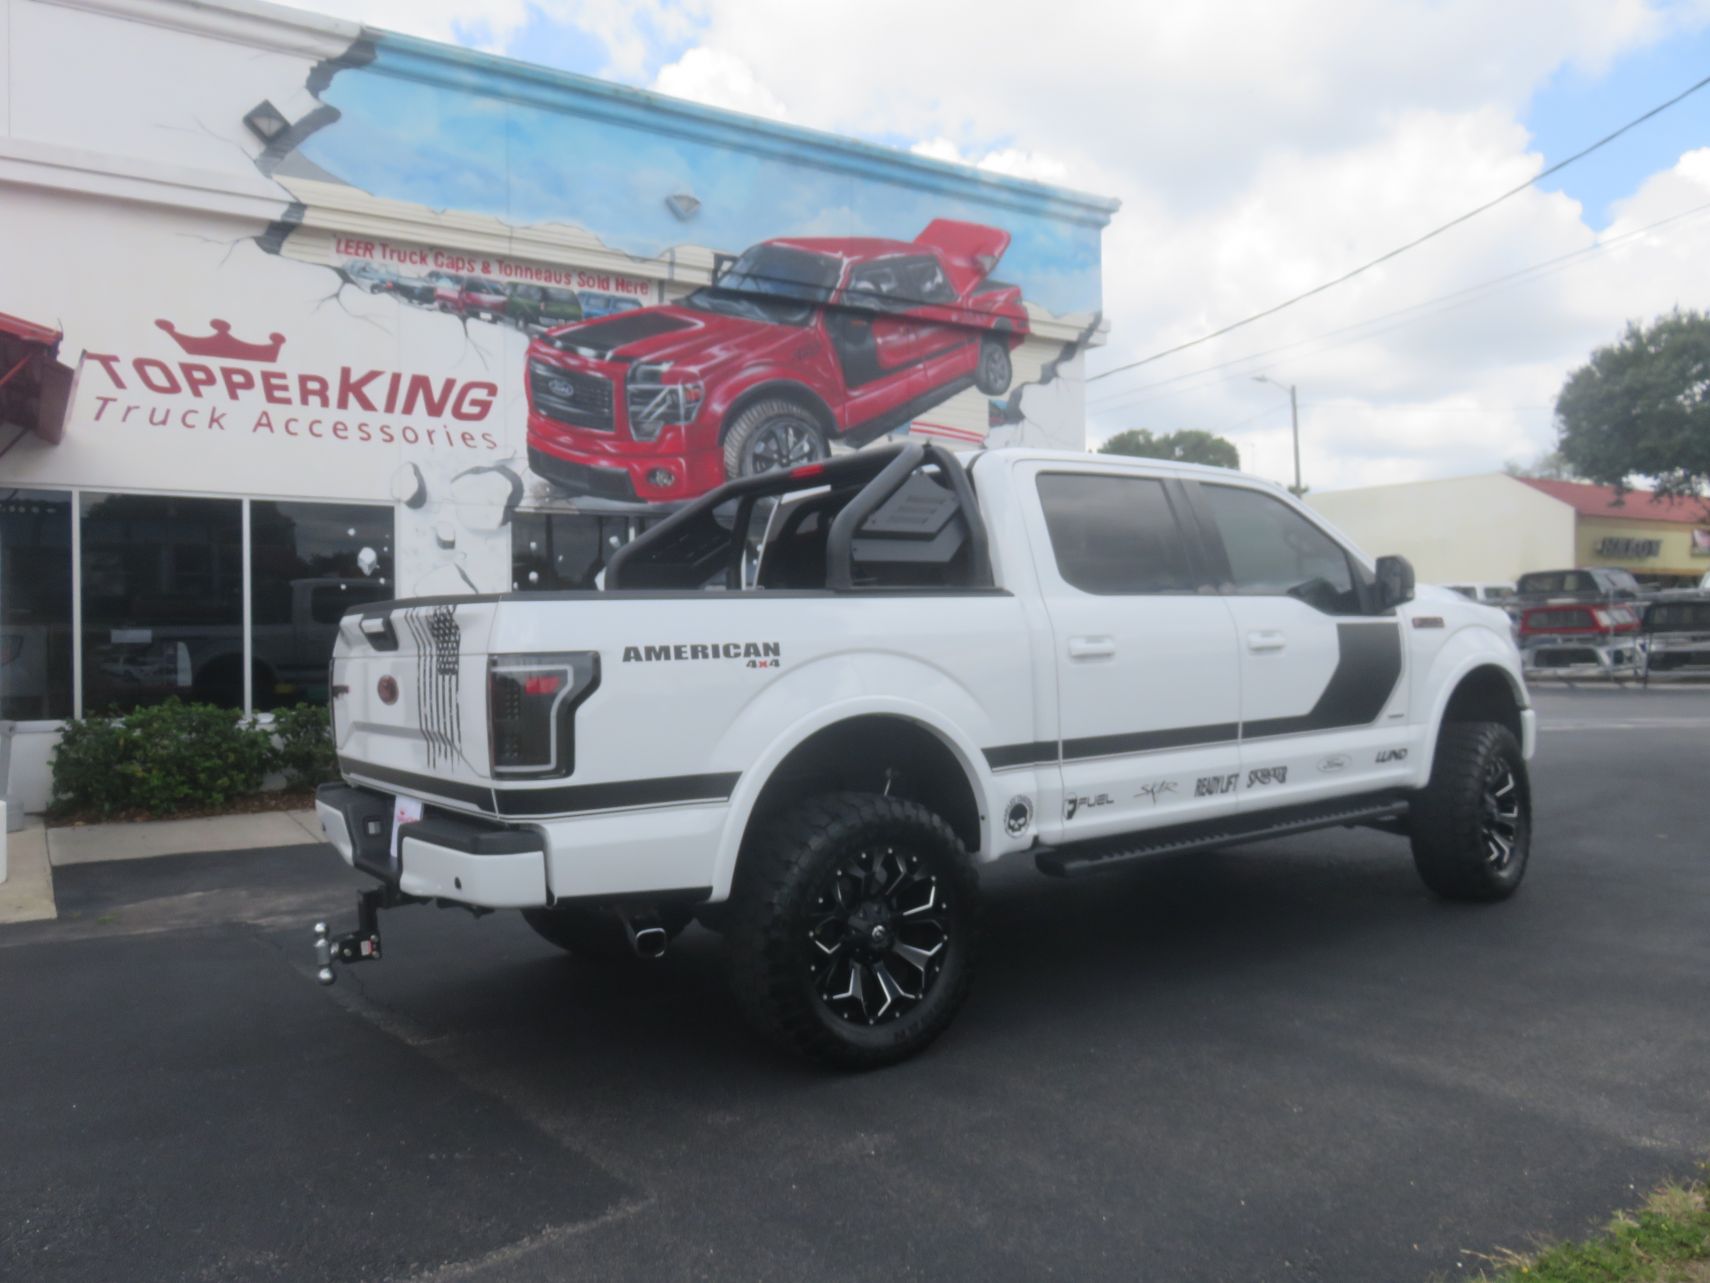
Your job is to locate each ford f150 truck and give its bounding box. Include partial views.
[312,444,1535,1067]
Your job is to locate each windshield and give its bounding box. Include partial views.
[685,245,839,326]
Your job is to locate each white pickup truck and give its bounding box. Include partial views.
[313,443,1534,1067]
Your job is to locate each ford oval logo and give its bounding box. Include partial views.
[1317,754,1349,774]
[377,675,399,705]
[549,379,574,399]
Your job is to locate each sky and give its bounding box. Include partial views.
[306,0,1710,493]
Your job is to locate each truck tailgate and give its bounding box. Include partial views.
[331,599,500,807]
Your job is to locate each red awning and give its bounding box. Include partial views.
[0,310,70,445]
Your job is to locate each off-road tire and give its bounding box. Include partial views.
[974,336,1013,395]
[521,904,689,959]
[724,791,979,1069]
[722,399,829,479]
[1410,722,1531,901]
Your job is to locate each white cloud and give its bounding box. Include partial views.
[306,0,1710,490]
[652,46,790,121]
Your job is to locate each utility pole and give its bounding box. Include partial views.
[1253,375,1303,495]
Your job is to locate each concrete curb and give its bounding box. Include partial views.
[45,808,326,867]
[0,819,57,924]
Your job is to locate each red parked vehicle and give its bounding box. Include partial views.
[524,219,1029,502]
[1517,602,1642,677]
[459,277,510,321]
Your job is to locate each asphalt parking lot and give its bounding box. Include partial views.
[3,685,1708,1283]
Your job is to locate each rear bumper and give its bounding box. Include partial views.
[315,782,547,909]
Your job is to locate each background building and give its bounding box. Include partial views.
[1311,474,1710,588]
[0,0,1117,811]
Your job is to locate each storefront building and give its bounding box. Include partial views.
[0,0,1118,811]
[1310,473,1710,589]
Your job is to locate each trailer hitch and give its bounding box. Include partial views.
[314,887,396,985]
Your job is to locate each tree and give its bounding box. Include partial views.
[1098,428,1240,469]
[1501,449,1578,481]
[1555,309,1710,509]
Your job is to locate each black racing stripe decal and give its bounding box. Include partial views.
[1062,723,1240,760]
[494,772,741,818]
[340,758,495,810]
[984,741,1058,770]
[1241,621,1403,740]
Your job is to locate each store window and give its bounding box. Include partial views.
[80,494,244,712]
[512,512,643,591]
[250,501,394,709]
[1,489,74,719]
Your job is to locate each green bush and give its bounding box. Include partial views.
[51,699,276,820]
[269,702,339,792]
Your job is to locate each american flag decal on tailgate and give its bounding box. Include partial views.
[406,604,462,767]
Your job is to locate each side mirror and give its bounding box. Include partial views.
[1375,554,1415,610]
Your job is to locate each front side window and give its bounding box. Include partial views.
[1036,473,1197,595]
[1201,484,1361,614]
[687,245,839,326]
[1,489,73,719]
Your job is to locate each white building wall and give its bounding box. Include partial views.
[1309,474,1577,586]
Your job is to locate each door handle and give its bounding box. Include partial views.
[1247,630,1287,652]
[1068,636,1117,659]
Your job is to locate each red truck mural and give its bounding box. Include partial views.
[524,219,1028,502]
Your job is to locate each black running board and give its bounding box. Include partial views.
[1034,792,1410,878]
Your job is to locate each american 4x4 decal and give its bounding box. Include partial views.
[621,642,782,667]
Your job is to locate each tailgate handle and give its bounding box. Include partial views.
[357,613,399,651]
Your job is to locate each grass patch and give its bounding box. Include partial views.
[1471,1171,1710,1282]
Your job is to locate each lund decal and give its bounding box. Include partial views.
[1136,779,1179,805]
[621,642,781,663]
[1246,766,1288,787]
[1376,748,1408,763]
[1195,774,1238,797]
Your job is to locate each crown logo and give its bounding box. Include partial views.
[154,319,285,363]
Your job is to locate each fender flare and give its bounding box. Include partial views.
[707,694,992,902]
[1416,633,1531,779]
[715,378,836,443]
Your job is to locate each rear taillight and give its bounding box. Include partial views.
[488,652,600,778]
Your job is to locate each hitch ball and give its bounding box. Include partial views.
[313,921,337,986]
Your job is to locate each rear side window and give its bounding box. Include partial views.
[1035,473,1197,594]
[1200,484,1361,614]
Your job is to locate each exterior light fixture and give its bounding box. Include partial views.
[665,191,701,221]
[243,100,291,144]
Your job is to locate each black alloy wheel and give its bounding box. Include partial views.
[1411,720,1531,901]
[722,397,830,479]
[807,841,950,1027]
[974,337,1013,395]
[725,791,978,1068]
[1480,757,1523,871]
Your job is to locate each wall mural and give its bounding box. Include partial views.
[6,14,1112,598]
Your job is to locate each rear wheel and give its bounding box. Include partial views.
[974,336,1012,395]
[724,791,978,1069]
[722,399,829,479]
[1410,722,1531,901]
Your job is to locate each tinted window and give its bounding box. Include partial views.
[1201,484,1361,614]
[1,489,73,719]
[251,500,394,709]
[512,513,642,590]
[1036,473,1197,594]
[80,494,244,712]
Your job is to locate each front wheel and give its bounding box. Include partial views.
[724,792,978,1069]
[722,399,829,479]
[1409,722,1531,901]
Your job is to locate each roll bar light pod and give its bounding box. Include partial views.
[603,442,993,592]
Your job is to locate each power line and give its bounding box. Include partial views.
[1086,196,1710,418]
[1087,69,1710,386]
